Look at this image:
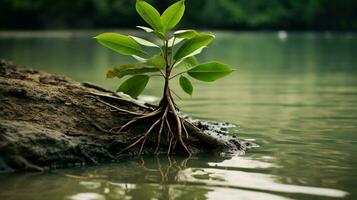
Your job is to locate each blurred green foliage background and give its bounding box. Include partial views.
[0,0,357,30]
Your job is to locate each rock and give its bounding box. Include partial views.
[0,59,252,172]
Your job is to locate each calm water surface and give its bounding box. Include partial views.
[0,31,356,200]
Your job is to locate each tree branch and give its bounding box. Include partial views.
[169,70,188,80]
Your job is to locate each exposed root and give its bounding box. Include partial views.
[165,118,174,154]
[118,118,161,155]
[181,120,189,139]
[87,56,219,156]
[88,95,145,116]
[117,108,162,133]
[117,101,194,156]
[172,139,178,152]
[155,107,168,154]
[87,88,232,155]
[87,90,152,110]
[167,93,191,155]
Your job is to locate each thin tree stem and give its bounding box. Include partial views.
[170,37,176,66]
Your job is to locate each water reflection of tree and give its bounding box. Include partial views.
[139,156,188,183]
[124,156,210,200]
[0,155,233,200]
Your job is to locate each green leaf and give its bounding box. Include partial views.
[176,56,198,69]
[129,35,159,48]
[136,0,163,32]
[168,37,185,47]
[136,26,154,33]
[145,54,165,69]
[174,30,198,39]
[106,64,141,78]
[94,33,142,56]
[119,67,158,78]
[174,33,215,61]
[107,65,159,79]
[155,31,166,40]
[136,25,165,40]
[174,47,206,68]
[161,0,185,31]
[117,75,149,98]
[132,55,148,63]
[131,54,165,69]
[187,61,234,82]
[179,76,193,95]
[177,46,206,65]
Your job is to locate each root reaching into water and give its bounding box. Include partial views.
[90,88,239,156]
[116,102,193,156]
[86,76,199,156]
[87,72,240,155]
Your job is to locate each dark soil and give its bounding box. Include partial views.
[0,59,253,172]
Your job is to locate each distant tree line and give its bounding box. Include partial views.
[0,0,356,30]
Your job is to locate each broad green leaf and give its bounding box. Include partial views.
[179,76,193,95]
[117,75,149,98]
[174,30,198,39]
[131,54,165,69]
[145,54,165,69]
[174,33,215,61]
[117,68,158,79]
[136,0,163,31]
[107,65,159,79]
[168,37,184,47]
[118,68,158,78]
[106,64,141,78]
[94,33,142,56]
[187,61,234,82]
[136,26,154,33]
[176,56,198,69]
[155,31,166,40]
[131,54,165,68]
[132,55,148,63]
[174,46,206,68]
[177,46,206,64]
[161,0,185,31]
[136,25,165,40]
[129,35,159,48]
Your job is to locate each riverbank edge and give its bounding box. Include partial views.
[0,59,252,172]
